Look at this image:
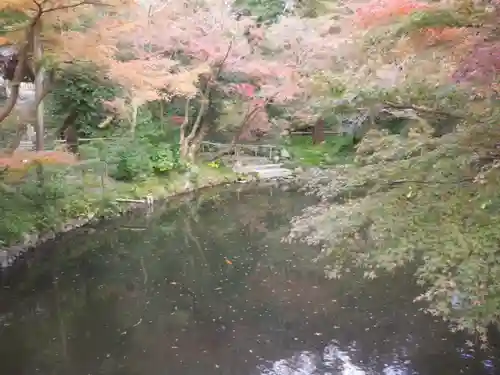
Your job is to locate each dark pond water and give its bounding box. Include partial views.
[0,185,498,375]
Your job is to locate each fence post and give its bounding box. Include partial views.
[101,162,107,197]
[81,168,86,193]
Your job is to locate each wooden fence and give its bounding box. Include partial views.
[200,141,285,159]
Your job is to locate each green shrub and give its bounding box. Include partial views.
[0,166,105,245]
[150,144,180,175]
[0,191,36,245]
[80,138,182,181]
[136,108,180,146]
[47,63,119,137]
[19,170,67,204]
[285,134,356,166]
[112,145,153,182]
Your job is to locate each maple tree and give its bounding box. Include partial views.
[54,0,239,159]
[219,82,272,148]
[60,3,211,137]
[353,0,498,93]
[155,0,304,160]
[286,0,500,342]
[0,0,121,121]
[1,0,343,162]
[0,0,135,174]
[80,0,305,160]
[261,12,360,135]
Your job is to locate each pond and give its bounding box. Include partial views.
[0,185,498,375]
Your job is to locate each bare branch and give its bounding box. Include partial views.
[186,93,207,144]
[0,45,29,123]
[384,101,465,119]
[213,40,233,80]
[179,97,191,145]
[0,11,45,125]
[43,0,110,13]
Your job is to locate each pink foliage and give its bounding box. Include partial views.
[452,39,500,93]
[233,83,257,98]
[74,0,334,137]
[354,0,467,48]
[147,0,302,106]
[354,0,430,28]
[238,98,271,141]
[227,83,272,140]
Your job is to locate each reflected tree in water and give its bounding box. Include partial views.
[0,187,499,375]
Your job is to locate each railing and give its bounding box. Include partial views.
[0,81,35,98]
[290,131,340,135]
[17,140,35,151]
[200,141,284,159]
[46,138,153,205]
[19,82,35,90]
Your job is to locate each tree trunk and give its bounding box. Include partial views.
[58,110,78,138]
[130,99,139,135]
[159,100,164,124]
[180,44,232,162]
[64,124,79,155]
[33,19,44,151]
[7,124,28,153]
[312,118,325,144]
[180,119,210,162]
[180,140,190,160]
[209,99,271,162]
[185,123,208,162]
[0,14,42,125]
[0,79,7,99]
[0,54,25,124]
[180,94,208,161]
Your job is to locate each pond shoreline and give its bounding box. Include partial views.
[0,170,301,275]
[0,171,242,273]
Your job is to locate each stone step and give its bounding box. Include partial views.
[234,164,283,173]
[16,140,35,151]
[255,168,293,179]
[232,161,293,179]
[251,163,284,169]
[224,156,271,165]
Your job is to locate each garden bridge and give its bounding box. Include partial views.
[200,141,294,179]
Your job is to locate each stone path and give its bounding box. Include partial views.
[200,141,294,179]
[230,156,294,180]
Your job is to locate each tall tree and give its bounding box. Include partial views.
[0,0,130,151]
[65,0,306,161]
[287,0,500,341]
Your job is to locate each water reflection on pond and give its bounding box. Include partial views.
[0,186,498,375]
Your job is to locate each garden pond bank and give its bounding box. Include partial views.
[0,184,499,374]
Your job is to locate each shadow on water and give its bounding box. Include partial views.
[0,185,498,375]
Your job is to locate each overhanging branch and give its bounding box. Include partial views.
[384,101,465,119]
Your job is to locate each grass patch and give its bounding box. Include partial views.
[0,162,237,247]
[116,164,237,199]
[284,134,356,166]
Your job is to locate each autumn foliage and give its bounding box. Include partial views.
[0,150,77,182]
[0,150,77,169]
[355,0,465,46]
[354,0,430,27]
